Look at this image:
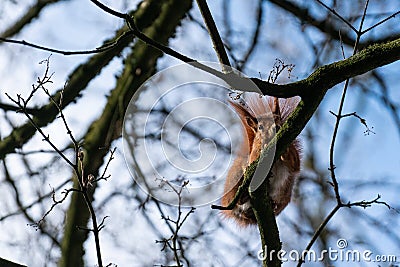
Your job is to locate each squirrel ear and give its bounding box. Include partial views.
[229,99,250,117]
[271,97,282,126]
[229,100,257,127]
[245,116,258,132]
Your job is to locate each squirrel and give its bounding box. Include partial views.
[221,92,301,226]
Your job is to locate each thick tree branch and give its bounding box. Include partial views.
[250,37,400,97]
[121,36,399,99]
[0,257,26,267]
[249,169,281,267]
[89,17,400,101]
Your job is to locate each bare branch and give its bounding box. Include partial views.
[0,102,40,115]
[96,148,117,183]
[0,0,63,39]
[89,0,126,19]
[4,90,76,168]
[296,205,341,267]
[2,159,61,247]
[156,178,195,267]
[0,31,135,55]
[196,0,231,71]
[329,111,375,135]
[34,187,81,228]
[315,0,358,33]
[238,0,263,71]
[361,10,400,34]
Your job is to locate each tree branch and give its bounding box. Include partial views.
[250,37,400,97]
[58,1,193,265]
[196,0,231,70]
[0,0,63,39]
[238,0,263,71]
[0,2,161,160]
[0,31,135,55]
[0,102,40,115]
[268,0,400,49]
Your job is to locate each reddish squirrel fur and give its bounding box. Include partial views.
[221,92,301,226]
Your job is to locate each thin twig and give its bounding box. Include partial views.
[298,1,374,266]
[296,205,340,267]
[0,31,134,55]
[315,0,358,32]
[36,187,82,227]
[0,178,70,222]
[2,159,61,247]
[6,92,76,167]
[329,0,370,201]
[89,0,126,19]
[361,10,400,34]
[155,179,195,267]
[5,58,109,267]
[329,111,375,135]
[94,148,117,184]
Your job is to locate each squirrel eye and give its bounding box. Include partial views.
[258,124,264,131]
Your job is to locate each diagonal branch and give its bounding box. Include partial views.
[268,0,400,49]
[315,0,357,32]
[0,31,135,55]
[0,0,64,39]
[250,37,400,97]
[0,2,164,160]
[196,0,231,70]
[268,0,356,46]
[238,0,263,71]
